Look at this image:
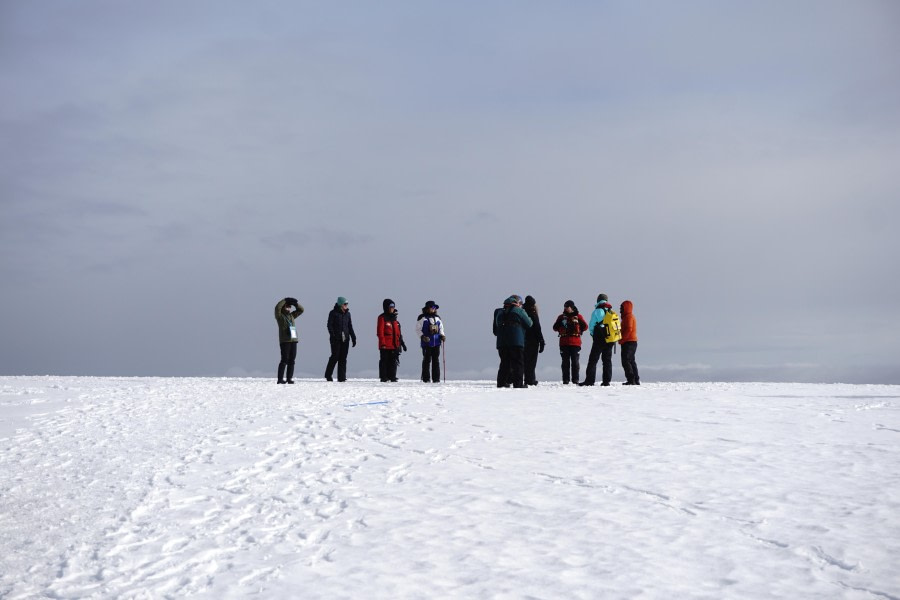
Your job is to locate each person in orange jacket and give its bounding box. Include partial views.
[620,300,640,385]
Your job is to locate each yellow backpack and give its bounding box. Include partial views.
[601,310,622,343]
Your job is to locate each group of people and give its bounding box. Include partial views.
[274,293,638,387]
[492,293,639,388]
[274,297,444,384]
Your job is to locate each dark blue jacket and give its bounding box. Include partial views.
[494,306,533,348]
[327,305,356,344]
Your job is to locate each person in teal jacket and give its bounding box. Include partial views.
[275,297,304,384]
[493,295,533,388]
[580,293,614,386]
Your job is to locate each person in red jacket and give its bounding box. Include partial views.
[619,300,640,385]
[552,300,589,384]
[377,298,407,382]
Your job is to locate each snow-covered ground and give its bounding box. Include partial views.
[1,377,898,600]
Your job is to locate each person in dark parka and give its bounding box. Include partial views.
[522,295,546,386]
[325,296,356,382]
[275,297,304,384]
[493,295,533,388]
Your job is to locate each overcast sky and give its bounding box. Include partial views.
[2,1,899,383]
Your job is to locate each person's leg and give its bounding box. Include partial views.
[582,342,600,385]
[388,350,399,381]
[431,346,441,382]
[524,341,538,385]
[630,342,640,384]
[325,339,340,381]
[278,342,290,383]
[621,342,635,384]
[286,343,298,383]
[421,347,431,382]
[498,348,511,387]
[511,347,526,387]
[560,347,570,384]
[601,342,614,386]
[337,340,350,381]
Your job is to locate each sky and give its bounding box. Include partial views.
[2,1,899,383]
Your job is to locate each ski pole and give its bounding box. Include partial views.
[442,339,446,383]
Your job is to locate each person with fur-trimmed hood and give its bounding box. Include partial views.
[522,295,546,386]
[377,298,407,382]
[416,300,445,383]
[580,293,615,387]
[619,299,640,385]
[552,300,588,384]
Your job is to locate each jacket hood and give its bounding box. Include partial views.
[595,301,613,310]
[620,300,633,314]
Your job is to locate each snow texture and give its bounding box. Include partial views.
[2,377,899,599]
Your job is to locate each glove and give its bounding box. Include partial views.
[351,338,357,347]
[440,335,446,342]
[285,297,298,306]
[539,342,545,353]
[401,340,408,352]
[421,335,429,343]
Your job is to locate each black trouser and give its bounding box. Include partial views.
[559,346,581,384]
[498,346,526,388]
[278,342,297,382]
[380,349,399,382]
[584,339,615,385]
[325,338,350,381]
[421,346,441,382]
[621,341,639,384]
[524,340,540,385]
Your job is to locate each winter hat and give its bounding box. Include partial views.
[504,296,518,306]
[425,300,439,310]
[383,298,395,312]
[564,300,577,312]
[597,293,608,303]
[524,295,536,307]
[337,296,348,306]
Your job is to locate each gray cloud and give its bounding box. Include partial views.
[2,1,898,382]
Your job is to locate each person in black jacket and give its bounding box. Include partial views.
[325,296,356,382]
[522,295,546,386]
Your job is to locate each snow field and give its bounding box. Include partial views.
[1,377,899,599]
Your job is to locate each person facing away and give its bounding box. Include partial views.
[377,298,407,383]
[274,297,304,384]
[580,293,615,387]
[325,296,356,382]
[619,299,640,385]
[552,300,588,384]
[522,295,546,386]
[416,300,445,383]
[494,295,534,388]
